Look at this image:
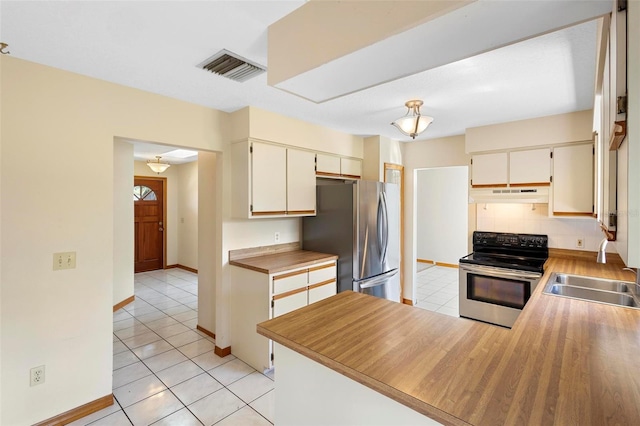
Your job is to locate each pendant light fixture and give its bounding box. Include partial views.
[391,100,434,139]
[147,156,171,174]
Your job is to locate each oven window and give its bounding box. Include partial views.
[467,274,530,309]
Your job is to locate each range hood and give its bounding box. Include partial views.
[468,187,549,204]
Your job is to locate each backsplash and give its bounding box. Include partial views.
[475,204,613,253]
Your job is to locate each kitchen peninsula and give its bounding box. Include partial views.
[258,256,640,425]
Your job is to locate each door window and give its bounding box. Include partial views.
[133,185,157,201]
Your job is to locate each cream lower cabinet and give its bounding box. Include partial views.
[230,260,337,372]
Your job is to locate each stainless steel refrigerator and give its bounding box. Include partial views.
[302,180,401,302]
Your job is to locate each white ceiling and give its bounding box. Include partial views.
[1,1,600,160]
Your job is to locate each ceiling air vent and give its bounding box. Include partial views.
[198,49,265,82]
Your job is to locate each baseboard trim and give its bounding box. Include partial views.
[215,345,232,357]
[417,258,434,264]
[166,264,198,273]
[33,394,113,426]
[113,296,135,312]
[196,325,215,339]
[402,298,414,306]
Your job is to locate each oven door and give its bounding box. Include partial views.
[459,264,541,328]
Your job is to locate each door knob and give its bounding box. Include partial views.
[159,228,164,232]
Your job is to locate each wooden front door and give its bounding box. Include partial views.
[134,178,165,273]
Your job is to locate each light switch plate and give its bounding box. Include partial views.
[53,252,76,270]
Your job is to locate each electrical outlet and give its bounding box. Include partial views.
[576,238,584,248]
[53,252,76,270]
[30,365,45,386]
[274,232,280,243]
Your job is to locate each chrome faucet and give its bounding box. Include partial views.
[623,267,640,296]
[596,237,608,263]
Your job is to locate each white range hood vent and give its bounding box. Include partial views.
[469,187,549,204]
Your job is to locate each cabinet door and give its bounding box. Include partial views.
[273,289,308,317]
[272,269,308,296]
[287,149,316,215]
[510,148,551,185]
[316,153,341,177]
[340,158,362,179]
[252,143,287,215]
[471,153,508,187]
[308,280,337,304]
[553,144,594,215]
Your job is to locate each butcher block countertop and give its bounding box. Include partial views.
[257,257,640,425]
[229,249,337,274]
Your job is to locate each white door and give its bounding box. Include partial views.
[510,148,551,185]
[471,153,508,187]
[552,143,594,214]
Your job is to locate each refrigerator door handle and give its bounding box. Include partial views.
[356,269,398,289]
[376,190,389,264]
[380,190,389,264]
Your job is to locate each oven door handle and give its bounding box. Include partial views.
[459,264,542,280]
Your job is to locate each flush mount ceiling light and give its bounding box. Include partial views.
[147,156,170,174]
[391,100,434,139]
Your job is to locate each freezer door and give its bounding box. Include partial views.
[355,181,400,281]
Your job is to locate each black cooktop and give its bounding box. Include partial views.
[459,231,549,274]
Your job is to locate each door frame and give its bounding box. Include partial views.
[134,175,168,270]
[384,163,405,303]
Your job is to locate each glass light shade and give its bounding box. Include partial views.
[391,115,434,138]
[391,100,434,139]
[147,159,170,174]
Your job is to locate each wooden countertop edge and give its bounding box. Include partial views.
[257,325,469,426]
[230,254,338,274]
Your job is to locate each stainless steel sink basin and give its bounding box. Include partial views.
[543,273,639,309]
[547,284,638,307]
[551,273,629,293]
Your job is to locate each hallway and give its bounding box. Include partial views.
[72,269,274,425]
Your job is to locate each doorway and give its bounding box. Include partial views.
[134,177,167,273]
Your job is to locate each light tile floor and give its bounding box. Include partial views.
[414,265,460,317]
[71,269,274,426]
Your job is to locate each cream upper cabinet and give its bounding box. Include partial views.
[471,152,508,187]
[509,148,551,185]
[252,142,287,215]
[287,149,316,214]
[552,143,594,215]
[316,153,361,179]
[316,153,341,177]
[340,158,362,179]
[232,140,316,218]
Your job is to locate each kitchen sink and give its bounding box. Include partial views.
[543,273,639,309]
[550,273,630,293]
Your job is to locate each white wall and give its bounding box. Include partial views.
[416,167,469,264]
[178,161,198,270]
[0,56,227,425]
[113,140,134,306]
[476,204,615,253]
[402,135,471,304]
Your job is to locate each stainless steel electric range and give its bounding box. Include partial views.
[459,231,548,328]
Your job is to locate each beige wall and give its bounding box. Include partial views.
[363,135,403,182]
[178,161,198,270]
[465,110,593,153]
[0,56,227,425]
[402,135,471,303]
[268,1,470,86]
[113,140,134,306]
[198,152,218,335]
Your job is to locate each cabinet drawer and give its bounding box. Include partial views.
[273,289,308,317]
[308,280,337,304]
[308,263,336,285]
[273,269,308,295]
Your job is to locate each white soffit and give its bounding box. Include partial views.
[273,0,612,103]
